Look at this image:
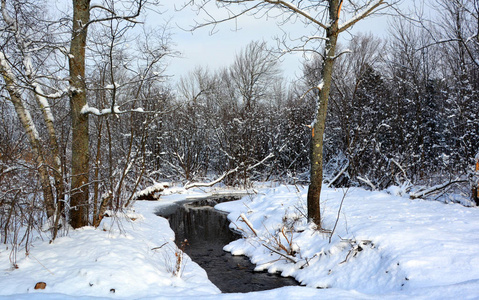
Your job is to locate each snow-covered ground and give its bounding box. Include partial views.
[1,185,479,299]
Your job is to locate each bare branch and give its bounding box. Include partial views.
[262,0,328,29]
[339,0,387,33]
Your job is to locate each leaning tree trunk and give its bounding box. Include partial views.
[69,0,91,228]
[307,0,340,227]
[1,0,66,238]
[0,53,56,219]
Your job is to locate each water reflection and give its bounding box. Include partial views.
[156,195,299,293]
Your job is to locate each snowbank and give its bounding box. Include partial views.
[0,199,219,299]
[1,185,479,299]
[216,185,479,298]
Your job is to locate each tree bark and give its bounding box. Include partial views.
[69,0,91,228]
[307,0,340,227]
[1,0,65,234]
[0,53,56,219]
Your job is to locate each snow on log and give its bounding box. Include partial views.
[134,182,169,200]
[409,179,467,199]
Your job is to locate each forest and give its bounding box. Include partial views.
[0,0,478,255]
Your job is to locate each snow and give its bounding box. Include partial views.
[0,196,219,299]
[0,52,20,95]
[0,51,42,142]
[1,5,16,26]
[132,107,145,113]
[80,105,119,116]
[33,87,55,122]
[218,186,479,298]
[104,83,119,90]
[2,185,479,299]
[134,182,170,199]
[80,104,101,115]
[317,79,324,90]
[81,104,146,116]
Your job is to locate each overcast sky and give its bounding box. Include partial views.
[156,1,426,84]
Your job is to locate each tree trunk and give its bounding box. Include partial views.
[69,0,91,228]
[0,53,56,219]
[1,0,65,237]
[29,76,65,239]
[307,0,340,227]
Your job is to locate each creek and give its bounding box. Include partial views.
[155,195,299,293]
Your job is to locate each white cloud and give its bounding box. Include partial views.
[159,1,415,83]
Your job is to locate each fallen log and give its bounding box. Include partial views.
[409,179,467,199]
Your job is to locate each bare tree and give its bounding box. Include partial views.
[68,0,164,228]
[230,41,281,111]
[170,67,216,181]
[314,34,389,188]
[433,0,479,169]
[68,0,91,228]
[224,41,281,186]
[0,0,68,239]
[189,0,397,227]
[1,0,170,240]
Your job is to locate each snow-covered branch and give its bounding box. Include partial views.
[390,159,410,183]
[298,81,323,103]
[327,161,349,188]
[0,166,18,177]
[332,49,352,60]
[184,152,275,189]
[184,167,239,189]
[357,176,376,190]
[410,179,467,199]
[80,104,146,116]
[1,0,15,27]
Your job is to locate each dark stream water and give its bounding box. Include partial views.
[155,195,299,293]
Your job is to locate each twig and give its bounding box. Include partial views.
[261,243,297,264]
[29,254,54,275]
[151,242,168,251]
[238,213,258,236]
[329,188,349,243]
